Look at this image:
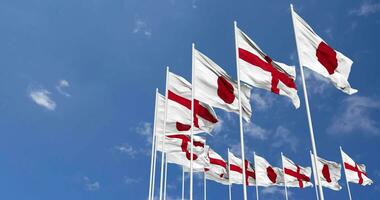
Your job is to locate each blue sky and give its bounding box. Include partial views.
[0,0,379,199]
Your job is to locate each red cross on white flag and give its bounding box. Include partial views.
[282,155,313,188]
[235,26,300,108]
[341,149,373,186]
[165,72,219,134]
[228,151,256,186]
[291,9,357,95]
[204,148,229,185]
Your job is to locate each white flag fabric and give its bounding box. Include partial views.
[193,48,252,122]
[235,26,300,108]
[254,154,284,186]
[205,148,229,185]
[291,8,357,95]
[163,134,210,170]
[341,149,373,186]
[310,153,342,191]
[166,72,219,134]
[228,151,255,186]
[282,155,313,188]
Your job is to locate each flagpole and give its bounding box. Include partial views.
[148,89,159,200]
[340,146,353,200]
[182,167,185,200]
[234,20,248,200]
[164,158,168,200]
[281,153,289,200]
[253,152,259,200]
[204,171,207,200]
[159,67,170,200]
[310,151,320,200]
[152,129,158,200]
[190,42,195,200]
[290,4,325,200]
[228,148,232,200]
[204,141,207,200]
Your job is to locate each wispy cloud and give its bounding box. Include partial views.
[251,92,275,111]
[244,123,269,140]
[191,0,198,9]
[136,122,153,143]
[272,126,299,152]
[350,1,380,16]
[328,96,380,136]
[302,69,330,95]
[114,143,138,158]
[133,19,152,37]
[83,176,100,191]
[124,176,141,184]
[261,187,292,198]
[29,88,56,111]
[56,79,71,97]
[324,28,333,39]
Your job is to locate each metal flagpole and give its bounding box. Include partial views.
[148,89,159,200]
[228,148,232,200]
[204,141,207,200]
[190,43,195,200]
[204,171,207,200]
[281,153,289,200]
[151,135,158,200]
[290,4,325,200]
[182,167,185,200]
[159,67,170,200]
[310,151,320,200]
[164,158,168,200]
[340,146,353,200]
[233,20,248,200]
[253,152,259,200]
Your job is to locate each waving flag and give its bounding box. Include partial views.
[311,153,342,191]
[193,48,252,121]
[282,155,313,188]
[254,154,284,186]
[228,151,255,186]
[341,149,373,186]
[158,134,209,170]
[291,8,357,95]
[205,148,229,185]
[166,72,218,134]
[235,25,300,108]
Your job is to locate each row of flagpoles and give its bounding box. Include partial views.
[147,4,372,200]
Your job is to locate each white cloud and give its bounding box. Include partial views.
[83,176,100,191]
[244,123,269,140]
[124,177,141,184]
[114,143,138,158]
[328,96,380,135]
[261,187,292,198]
[56,79,71,97]
[302,69,330,95]
[29,88,56,111]
[324,28,333,39]
[133,19,152,37]
[136,122,153,143]
[212,118,224,135]
[251,92,275,111]
[272,126,298,152]
[350,1,380,16]
[191,0,198,9]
